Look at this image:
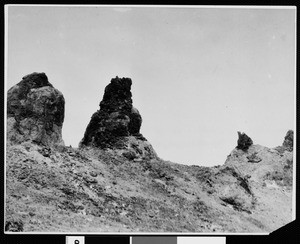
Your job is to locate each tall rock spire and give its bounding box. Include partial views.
[80,76,157,160]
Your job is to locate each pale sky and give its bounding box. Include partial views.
[5,6,296,166]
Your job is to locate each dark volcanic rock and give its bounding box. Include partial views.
[5,219,24,232]
[282,130,293,152]
[236,131,253,151]
[80,76,157,159]
[7,72,65,146]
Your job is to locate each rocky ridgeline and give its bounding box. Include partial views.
[7,72,65,147]
[6,72,293,163]
[5,73,294,233]
[80,76,157,160]
[226,130,293,165]
[235,130,294,154]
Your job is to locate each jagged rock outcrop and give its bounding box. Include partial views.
[7,72,65,146]
[225,130,293,188]
[282,130,293,152]
[236,131,253,151]
[80,76,157,159]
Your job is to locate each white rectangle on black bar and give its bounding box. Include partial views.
[178,237,226,244]
[66,236,85,244]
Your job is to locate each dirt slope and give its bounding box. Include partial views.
[5,141,293,233]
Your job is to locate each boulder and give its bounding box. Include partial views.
[236,131,253,151]
[7,72,65,146]
[80,76,157,159]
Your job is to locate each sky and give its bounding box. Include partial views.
[5,6,296,166]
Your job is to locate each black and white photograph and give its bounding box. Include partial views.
[4,5,296,234]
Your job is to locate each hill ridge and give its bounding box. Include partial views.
[5,73,294,233]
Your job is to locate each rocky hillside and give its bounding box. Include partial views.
[5,73,294,233]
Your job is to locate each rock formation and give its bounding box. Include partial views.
[7,72,65,146]
[282,130,293,152]
[80,76,157,160]
[236,131,253,151]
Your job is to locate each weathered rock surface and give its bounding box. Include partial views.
[5,132,293,233]
[80,76,157,159]
[282,130,293,152]
[225,130,293,187]
[236,131,253,151]
[7,72,65,146]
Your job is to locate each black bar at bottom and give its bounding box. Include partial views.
[3,235,65,244]
[85,235,130,244]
